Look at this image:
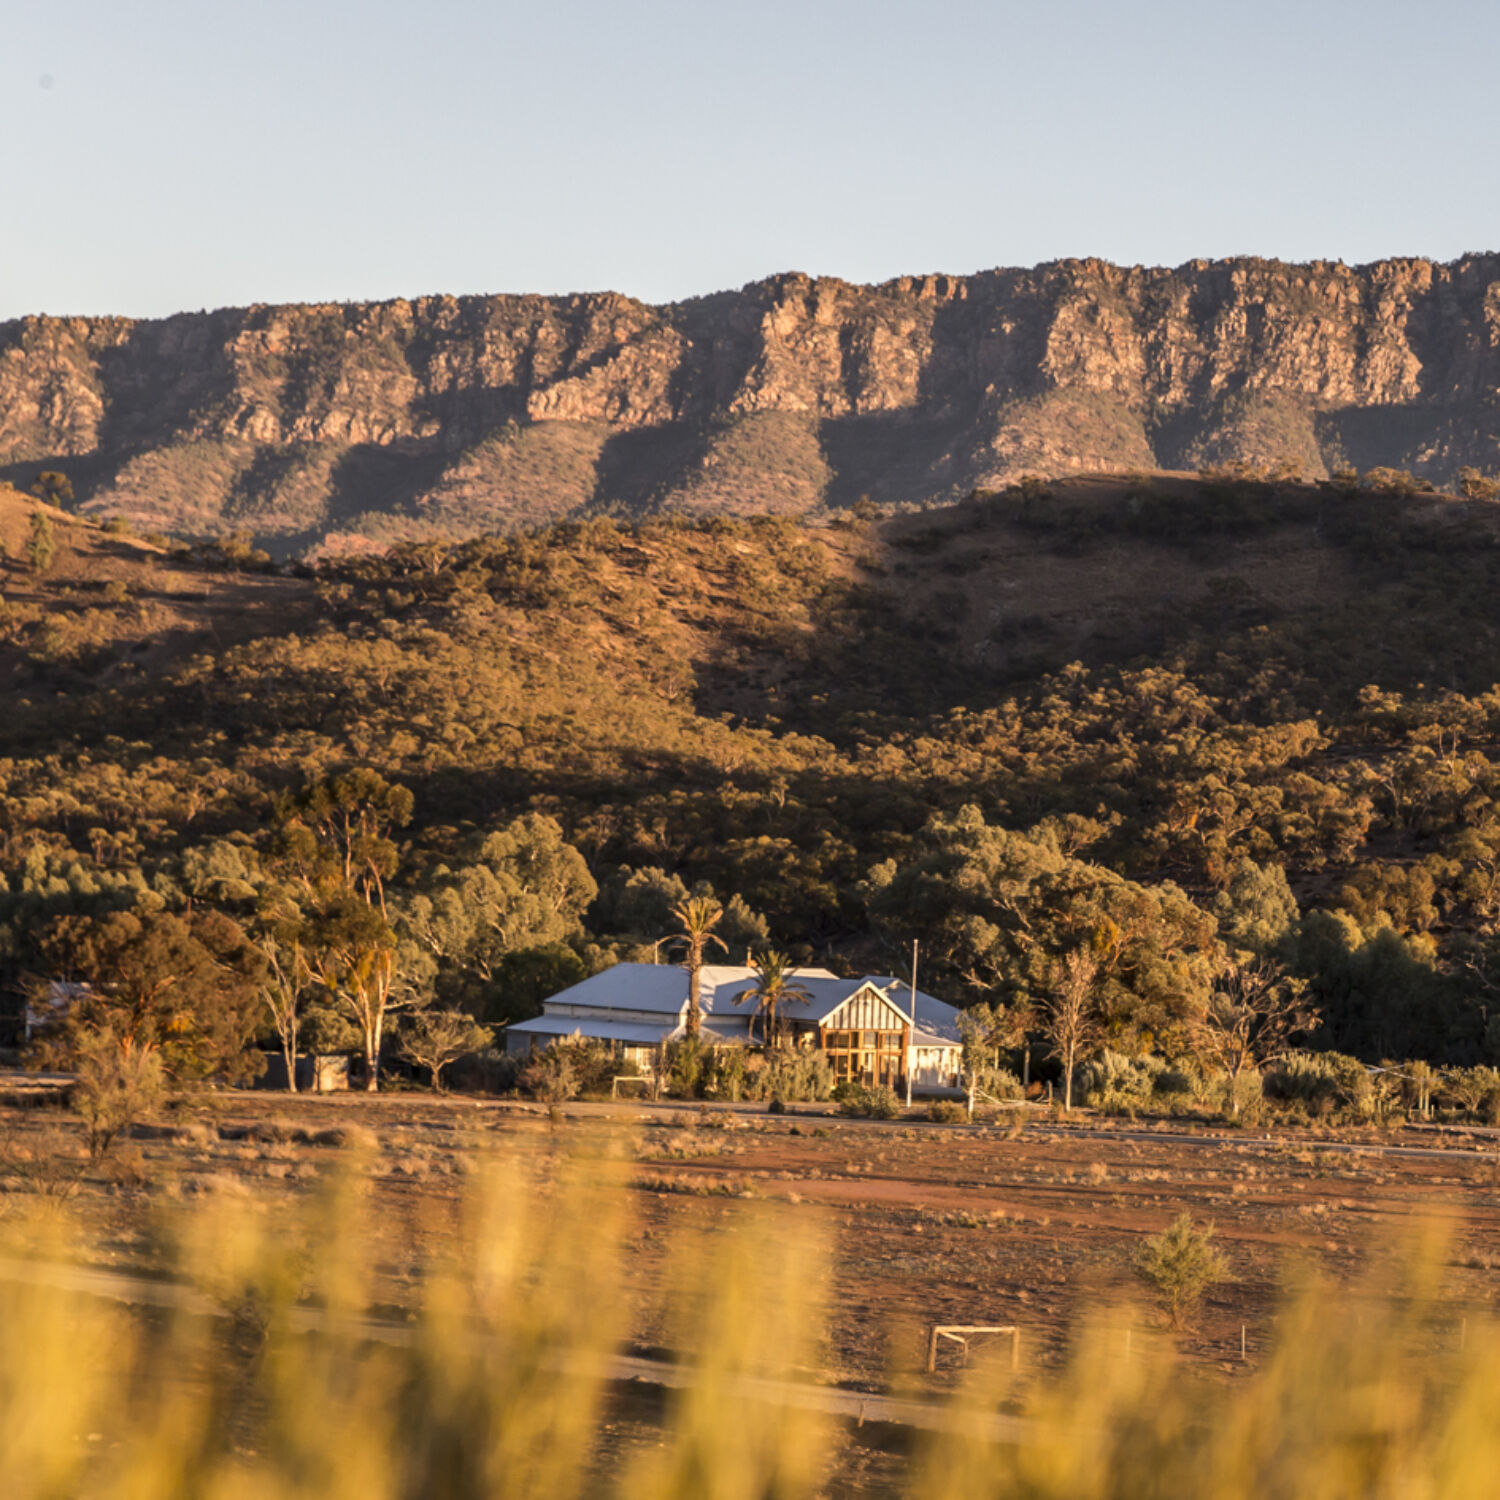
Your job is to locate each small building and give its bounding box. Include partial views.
[506,963,962,1093]
[257,1052,352,1092]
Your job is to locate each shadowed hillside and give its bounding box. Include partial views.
[9,468,1500,1065]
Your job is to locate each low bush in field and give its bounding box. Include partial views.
[519,1039,638,1102]
[1134,1212,1231,1329]
[682,1045,833,1104]
[1263,1050,1374,1122]
[748,1049,833,1104]
[1082,1050,1198,1116]
[833,1082,902,1119]
[927,1099,969,1124]
[1439,1065,1500,1124]
[70,1028,166,1159]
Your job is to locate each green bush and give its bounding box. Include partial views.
[834,1082,902,1119]
[971,1066,1025,1102]
[927,1099,969,1124]
[1134,1213,1230,1329]
[748,1049,833,1104]
[519,1044,578,1103]
[70,1029,166,1159]
[1439,1065,1500,1122]
[701,1047,749,1101]
[518,1039,635,1102]
[1083,1050,1167,1110]
[663,1038,706,1099]
[1263,1051,1374,1121]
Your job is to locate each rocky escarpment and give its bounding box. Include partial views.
[2,256,1498,551]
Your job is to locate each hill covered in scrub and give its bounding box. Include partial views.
[8,468,1500,1070]
[2,256,1499,554]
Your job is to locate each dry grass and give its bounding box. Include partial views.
[0,1148,1498,1499]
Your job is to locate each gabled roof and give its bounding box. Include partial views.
[535,962,843,1018]
[867,978,963,1043]
[535,963,692,1016]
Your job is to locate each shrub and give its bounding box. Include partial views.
[1082,1049,1192,1114]
[701,1047,749,1102]
[1134,1213,1230,1329]
[1263,1051,1374,1121]
[662,1038,707,1099]
[311,1124,379,1151]
[451,1045,521,1095]
[27,512,57,574]
[1220,1069,1264,1123]
[835,1083,902,1119]
[70,1029,166,1160]
[927,1099,969,1124]
[519,1044,580,1103]
[748,1049,833,1104]
[970,1066,1025,1103]
[1440,1065,1500,1123]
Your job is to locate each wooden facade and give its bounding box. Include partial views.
[797,984,917,1089]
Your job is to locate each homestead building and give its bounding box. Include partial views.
[506,963,963,1093]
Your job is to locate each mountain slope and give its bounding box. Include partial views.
[3,257,1499,553]
[9,470,1500,1061]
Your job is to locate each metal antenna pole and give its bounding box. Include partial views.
[906,939,918,1108]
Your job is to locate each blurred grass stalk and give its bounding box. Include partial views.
[2,1160,1499,1499]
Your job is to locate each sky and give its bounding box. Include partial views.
[4,0,1498,320]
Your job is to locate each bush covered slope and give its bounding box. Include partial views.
[7,468,1500,1066]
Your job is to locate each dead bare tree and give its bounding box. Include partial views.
[1196,956,1319,1116]
[1041,949,1102,1111]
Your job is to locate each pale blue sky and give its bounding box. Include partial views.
[4,0,1497,319]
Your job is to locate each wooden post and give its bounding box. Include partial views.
[1241,1325,1247,1361]
[927,1325,1019,1374]
[906,940,918,1109]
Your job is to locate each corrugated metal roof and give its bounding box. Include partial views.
[532,963,962,1041]
[867,978,963,1043]
[507,1016,677,1046]
[911,1028,961,1050]
[536,963,845,1017]
[536,964,693,1015]
[713,974,871,1024]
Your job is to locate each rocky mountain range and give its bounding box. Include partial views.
[2,256,1498,553]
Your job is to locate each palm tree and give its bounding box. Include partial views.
[734,950,812,1047]
[668,897,726,1040]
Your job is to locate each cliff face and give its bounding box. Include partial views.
[3,256,1498,550]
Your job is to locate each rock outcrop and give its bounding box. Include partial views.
[2,257,1498,550]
